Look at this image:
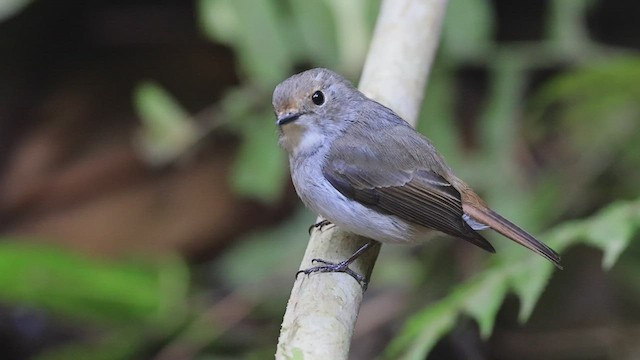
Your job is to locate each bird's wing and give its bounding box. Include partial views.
[322,124,495,253]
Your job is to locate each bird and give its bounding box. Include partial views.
[272,68,561,285]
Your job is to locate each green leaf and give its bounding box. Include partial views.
[288,0,339,68]
[510,256,556,322]
[385,298,457,360]
[385,199,640,359]
[584,202,639,269]
[323,0,373,74]
[442,0,494,59]
[134,81,198,166]
[231,110,287,203]
[0,241,190,326]
[546,0,593,51]
[135,82,190,129]
[198,0,293,88]
[531,58,640,121]
[462,271,508,338]
[197,0,239,44]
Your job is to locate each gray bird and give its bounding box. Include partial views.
[273,68,561,285]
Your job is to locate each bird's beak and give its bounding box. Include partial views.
[276,112,302,126]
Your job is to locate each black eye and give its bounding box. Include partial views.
[311,90,325,105]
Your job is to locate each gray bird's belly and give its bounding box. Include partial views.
[290,155,427,244]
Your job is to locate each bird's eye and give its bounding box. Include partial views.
[311,90,325,106]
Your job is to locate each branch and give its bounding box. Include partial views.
[275,0,448,358]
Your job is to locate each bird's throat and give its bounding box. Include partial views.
[280,124,325,157]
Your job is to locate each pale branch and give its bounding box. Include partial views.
[275,0,448,359]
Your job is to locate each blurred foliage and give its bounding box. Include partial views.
[391,0,640,357]
[150,208,317,359]
[1,0,640,359]
[527,57,640,214]
[0,241,189,325]
[134,0,378,203]
[441,0,493,59]
[0,241,191,360]
[134,81,199,166]
[199,0,293,88]
[214,207,315,287]
[219,88,288,203]
[386,199,640,359]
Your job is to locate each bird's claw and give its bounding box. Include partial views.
[296,258,368,290]
[308,219,334,234]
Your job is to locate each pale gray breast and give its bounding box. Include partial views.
[289,144,419,244]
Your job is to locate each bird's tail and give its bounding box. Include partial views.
[463,204,562,269]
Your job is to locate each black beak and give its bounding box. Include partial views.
[276,113,302,126]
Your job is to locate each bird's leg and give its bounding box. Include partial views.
[296,240,376,290]
[307,219,334,234]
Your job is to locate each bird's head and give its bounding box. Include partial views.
[272,68,362,156]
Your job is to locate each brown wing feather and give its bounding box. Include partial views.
[323,143,495,253]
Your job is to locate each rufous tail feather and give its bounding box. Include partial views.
[463,204,562,269]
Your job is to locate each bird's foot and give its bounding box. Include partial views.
[296,258,368,290]
[308,219,334,234]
